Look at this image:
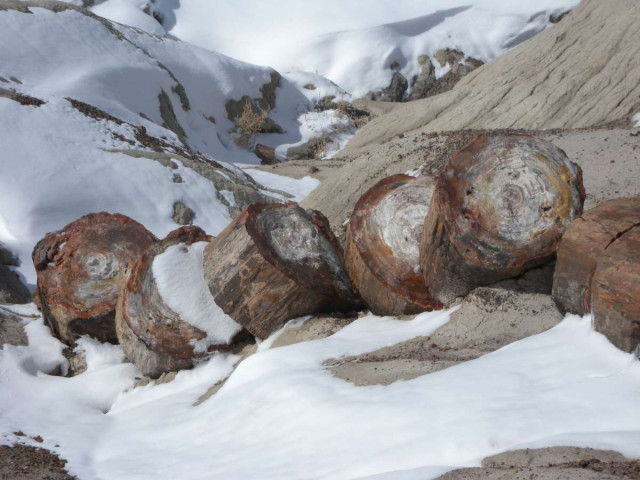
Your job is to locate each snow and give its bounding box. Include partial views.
[0,6,325,284]
[152,242,241,351]
[633,112,640,127]
[94,0,579,97]
[243,169,321,202]
[2,306,640,480]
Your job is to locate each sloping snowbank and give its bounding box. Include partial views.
[92,0,579,97]
[1,305,639,480]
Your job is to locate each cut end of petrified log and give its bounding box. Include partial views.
[117,226,243,378]
[592,226,640,354]
[553,197,640,315]
[32,212,156,344]
[204,202,360,339]
[346,174,441,315]
[421,134,585,305]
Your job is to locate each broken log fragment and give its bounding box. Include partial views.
[203,202,360,339]
[592,227,640,354]
[116,226,244,378]
[553,197,640,315]
[344,174,442,315]
[421,134,585,306]
[32,212,156,344]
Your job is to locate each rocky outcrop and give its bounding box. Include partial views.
[33,212,157,345]
[553,198,640,315]
[369,72,408,102]
[0,243,30,305]
[344,0,640,155]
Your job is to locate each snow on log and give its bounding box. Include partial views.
[116,226,244,378]
[592,227,640,354]
[344,174,442,315]
[203,202,360,339]
[421,134,585,306]
[553,197,640,315]
[32,212,156,344]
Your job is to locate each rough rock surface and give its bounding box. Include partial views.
[370,72,408,102]
[592,226,640,354]
[171,201,195,225]
[344,174,441,315]
[0,308,28,348]
[344,0,640,155]
[0,445,76,480]
[300,128,640,246]
[254,143,278,165]
[436,447,639,480]
[553,197,640,315]
[0,265,30,304]
[33,212,157,345]
[420,133,585,306]
[327,288,562,386]
[116,226,238,378]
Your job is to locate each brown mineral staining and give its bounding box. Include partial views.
[33,212,156,344]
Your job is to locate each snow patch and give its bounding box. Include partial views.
[152,241,242,351]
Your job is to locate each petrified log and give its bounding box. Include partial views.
[203,202,360,339]
[553,197,640,315]
[421,134,585,305]
[116,226,245,378]
[592,227,640,354]
[32,212,156,344]
[344,174,441,315]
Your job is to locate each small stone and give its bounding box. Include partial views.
[172,201,195,225]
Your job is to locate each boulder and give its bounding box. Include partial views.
[421,134,585,306]
[345,174,441,315]
[33,212,157,345]
[255,143,278,165]
[203,202,361,339]
[553,197,640,315]
[116,226,243,378]
[592,227,640,354]
[408,55,436,101]
[371,72,408,102]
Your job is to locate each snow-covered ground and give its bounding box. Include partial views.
[89,0,580,97]
[0,4,329,283]
[1,304,640,480]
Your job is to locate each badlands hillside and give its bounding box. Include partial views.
[1,0,640,479]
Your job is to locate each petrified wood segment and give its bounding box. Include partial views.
[553,197,640,315]
[32,212,156,344]
[203,202,360,339]
[345,174,441,315]
[421,134,585,305]
[592,227,640,354]
[116,226,243,378]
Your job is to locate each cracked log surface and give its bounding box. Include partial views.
[592,226,640,354]
[32,212,156,345]
[421,134,585,306]
[116,227,239,378]
[553,197,640,315]
[345,174,441,315]
[203,202,360,339]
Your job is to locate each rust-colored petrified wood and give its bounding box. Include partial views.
[344,174,442,315]
[203,202,361,340]
[553,197,640,315]
[592,227,640,355]
[420,134,585,306]
[116,226,244,378]
[32,212,157,345]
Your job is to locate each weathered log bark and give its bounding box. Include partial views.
[203,202,360,339]
[421,134,585,306]
[32,212,156,344]
[553,197,640,315]
[592,227,640,355]
[344,174,442,315]
[116,226,244,378]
